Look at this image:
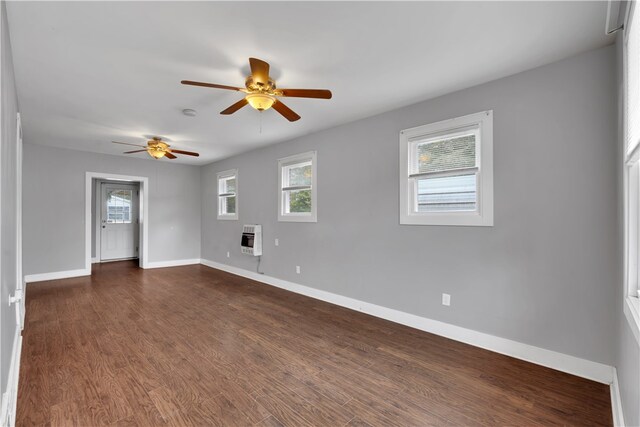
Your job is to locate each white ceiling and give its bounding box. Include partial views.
[7,1,613,165]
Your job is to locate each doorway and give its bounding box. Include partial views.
[100,181,139,261]
[85,172,149,272]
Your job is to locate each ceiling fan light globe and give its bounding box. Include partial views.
[149,149,166,159]
[246,93,275,111]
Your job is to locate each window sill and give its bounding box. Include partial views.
[217,215,238,221]
[624,296,640,344]
[400,212,493,227]
[278,214,317,223]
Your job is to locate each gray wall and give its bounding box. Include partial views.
[0,0,19,411]
[615,20,640,426]
[23,144,202,274]
[201,45,618,366]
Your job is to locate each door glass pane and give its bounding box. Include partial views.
[416,174,476,212]
[107,189,133,223]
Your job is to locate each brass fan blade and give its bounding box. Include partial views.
[123,150,147,154]
[221,98,249,115]
[181,80,243,91]
[112,141,147,148]
[170,149,200,157]
[164,152,177,159]
[272,100,301,122]
[249,58,270,85]
[279,89,332,99]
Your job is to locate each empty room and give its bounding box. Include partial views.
[0,0,639,426]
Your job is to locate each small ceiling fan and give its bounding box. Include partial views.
[112,137,199,160]
[181,57,332,122]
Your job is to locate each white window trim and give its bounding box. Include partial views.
[217,169,238,220]
[623,2,640,343]
[278,151,317,223]
[399,110,494,226]
[624,153,640,344]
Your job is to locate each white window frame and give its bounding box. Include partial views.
[399,110,494,227]
[624,155,640,343]
[278,151,317,223]
[217,169,238,220]
[623,1,640,343]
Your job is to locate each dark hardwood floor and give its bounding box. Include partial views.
[17,261,612,426]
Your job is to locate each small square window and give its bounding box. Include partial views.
[400,111,493,226]
[217,169,238,220]
[278,151,317,222]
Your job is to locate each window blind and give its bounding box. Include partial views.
[410,127,478,176]
[627,3,640,156]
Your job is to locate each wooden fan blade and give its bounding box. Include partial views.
[170,149,200,157]
[181,80,243,91]
[249,58,270,85]
[123,150,147,154]
[164,152,177,159]
[279,89,332,99]
[272,100,301,122]
[112,141,147,148]
[221,98,248,115]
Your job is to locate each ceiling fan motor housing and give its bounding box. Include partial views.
[148,138,169,159]
[245,76,278,94]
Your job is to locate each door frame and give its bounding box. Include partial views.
[95,180,140,262]
[85,172,149,270]
[16,113,24,329]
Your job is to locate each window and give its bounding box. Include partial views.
[217,169,238,220]
[278,151,317,222]
[624,2,640,340]
[625,155,640,341]
[106,189,133,224]
[400,111,493,226]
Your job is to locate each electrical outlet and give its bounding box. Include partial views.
[442,293,451,306]
[296,266,301,274]
[275,238,279,246]
[226,251,230,258]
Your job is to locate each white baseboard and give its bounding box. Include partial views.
[0,330,22,427]
[200,258,614,385]
[144,258,201,269]
[24,268,90,283]
[91,257,99,264]
[24,258,202,282]
[610,368,626,427]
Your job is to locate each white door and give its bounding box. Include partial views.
[100,183,139,261]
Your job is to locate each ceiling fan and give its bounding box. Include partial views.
[181,57,332,122]
[112,137,199,160]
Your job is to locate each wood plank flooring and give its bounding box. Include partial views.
[17,261,612,426]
